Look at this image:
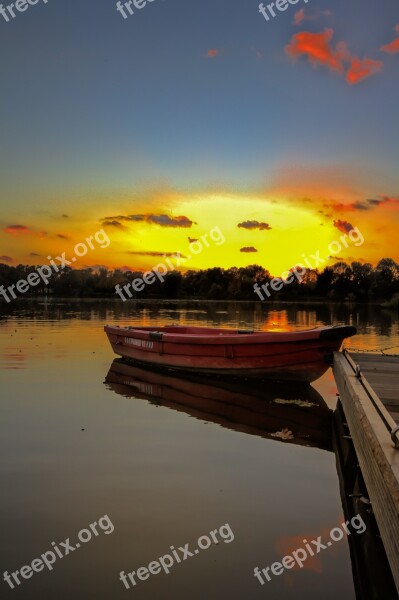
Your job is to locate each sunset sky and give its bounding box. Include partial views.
[0,0,398,275]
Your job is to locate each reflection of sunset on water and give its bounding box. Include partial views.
[276,516,345,576]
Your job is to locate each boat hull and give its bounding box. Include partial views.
[104,325,356,383]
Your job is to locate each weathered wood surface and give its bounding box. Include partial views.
[333,351,399,595]
[350,353,399,423]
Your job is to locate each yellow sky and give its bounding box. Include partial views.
[1,189,398,275]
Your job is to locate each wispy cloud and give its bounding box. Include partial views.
[206,49,219,58]
[293,7,332,26]
[127,251,187,258]
[381,24,399,54]
[293,8,305,26]
[251,47,263,60]
[4,224,30,235]
[321,196,399,217]
[0,255,13,263]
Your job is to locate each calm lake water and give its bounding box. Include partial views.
[1,300,398,600]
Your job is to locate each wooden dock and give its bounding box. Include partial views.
[350,353,399,423]
[333,350,399,595]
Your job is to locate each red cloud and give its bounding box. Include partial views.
[293,8,305,26]
[285,29,345,73]
[333,219,354,233]
[206,49,218,58]
[346,57,383,85]
[381,39,399,54]
[286,29,382,85]
[381,24,399,54]
[293,8,333,26]
[4,224,30,235]
[0,255,13,263]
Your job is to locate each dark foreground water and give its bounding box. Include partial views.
[1,300,398,600]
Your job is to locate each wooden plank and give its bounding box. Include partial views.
[349,354,399,420]
[350,353,399,362]
[333,351,399,594]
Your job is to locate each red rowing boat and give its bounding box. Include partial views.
[104,324,356,383]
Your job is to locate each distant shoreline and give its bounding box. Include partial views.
[0,296,394,306]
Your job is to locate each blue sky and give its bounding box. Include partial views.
[1,0,398,193]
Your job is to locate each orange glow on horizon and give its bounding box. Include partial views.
[1,188,398,275]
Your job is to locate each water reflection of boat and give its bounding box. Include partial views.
[104,359,333,451]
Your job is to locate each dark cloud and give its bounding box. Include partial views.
[102,214,194,228]
[128,251,187,258]
[322,196,399,217]
[0,255,13,263]
[367,196,399,207]
[333,219,354,233]
[148,214,193,227]
[29,252,40,257]
[237,220,272,230]
[352,201,370,210]
[188,237,198,243]
[240,246,258,253]
[61,214,69,218]
[57,234,70,240]
[101,220,127,229]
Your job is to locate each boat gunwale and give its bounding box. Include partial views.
[104,324,356,346]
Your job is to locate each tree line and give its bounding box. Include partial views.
[0,259,398,303]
